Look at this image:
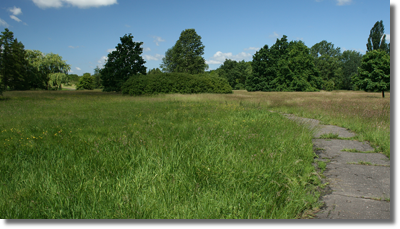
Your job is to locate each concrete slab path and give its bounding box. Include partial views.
[283,114,391,219]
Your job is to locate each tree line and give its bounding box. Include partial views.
[1,20,390,97]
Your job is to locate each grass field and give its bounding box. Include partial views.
[0,90,390,219]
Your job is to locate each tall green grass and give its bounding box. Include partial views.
[0,91,320,219]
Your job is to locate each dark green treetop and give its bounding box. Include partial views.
[100,33,146,92]
[160,29,207,74]
[367,20,390,55]
[353,49,390,98]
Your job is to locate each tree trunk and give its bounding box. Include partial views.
[382,91,385,98]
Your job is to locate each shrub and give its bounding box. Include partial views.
[121,72,232,95]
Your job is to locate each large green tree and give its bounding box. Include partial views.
[25,50,71,90]
[0,28,30,90]
[352,50,390,98]
[310,40,343,90]
[367,20,390,55]
[246,36,289,91]
[340,50,363,90]
[160,29,208,74]
[100,33,146,92]
[247,36,320,92]
[217,59,251,90]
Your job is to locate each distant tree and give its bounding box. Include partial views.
[247,36,320,92]
[273,40,321,91]
[367,20,390,55]
[25,50,70,90]
[217,59,251,89]
[76,73,94,90]
[340,50,363,90]
[48,73,69,90]
[68,74,79,83]
[160,29,208,74]
[92,66,102,88]
[100,33,146,92]
[148,68,162,75]
[246,36,289,91]
[352,50,390,98]
[310,40,343,90]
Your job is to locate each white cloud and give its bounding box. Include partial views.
[107,48,116,53]
[153,36,165,46]
[0,18,9,27]
[32,0,117,9]
[336,0,352,6]
[206,51,252,65]
[68,45,79,49]
[269,31,280,39]
[97,56,108,67]
[76,67,81,71]
[143,54,164,61]
[125,24,130,28]
[10,15,22,22]
[8,6,22,15]
[244,47,260,51]
[144,47,151,52]
[385,34,390,42]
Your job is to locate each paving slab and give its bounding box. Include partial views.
[315,194,390,219]
[324,162,390,199]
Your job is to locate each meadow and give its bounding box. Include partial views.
[0,90,390,219]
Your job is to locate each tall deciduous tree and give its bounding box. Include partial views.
[310,40,343,90]
[247,36,320,92]
[367,20,390,55]
[160,29,207,74]
[100,33,146,92]
[217,59,251,90]
[352,50,390,98]
[340,50,363,90]
[25,50,70,90]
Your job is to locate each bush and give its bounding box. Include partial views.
[122,72,232,95]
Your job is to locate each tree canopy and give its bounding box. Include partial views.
[216,59,251,90]
[353,50,390,98]
[340,50,363,90]
[100,33,146,92]
[367,20,390,55]
[310,40,343,90]
[246,36,320,92]
[160,29,208,74]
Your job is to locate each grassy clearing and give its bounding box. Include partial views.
[0,90,321,219]
[218,90,390,158]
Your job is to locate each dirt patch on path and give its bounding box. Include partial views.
[283,114,390,219]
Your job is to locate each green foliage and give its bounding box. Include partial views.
[76,73,95,90]
[121,72,232,95]
[48,73,69,90]
[323,80,335,91]
[217,59,251,89]
[340,50,363,90]
[68,74,79,84]
[353,50,390,97]
[92,67,102,89]
[100,34,146,92]
[148,68,162,75]
[25,49,71,90]
[367,20,390,55]
[247,36,320,92]
[0,28,31,90]
[311,40,343,90]
[160,29,208,74]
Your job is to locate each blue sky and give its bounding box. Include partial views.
[0,0,391,75]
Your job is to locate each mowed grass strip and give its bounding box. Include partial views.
[0,91,320,219]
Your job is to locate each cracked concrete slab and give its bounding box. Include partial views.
[315,194,390,219]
